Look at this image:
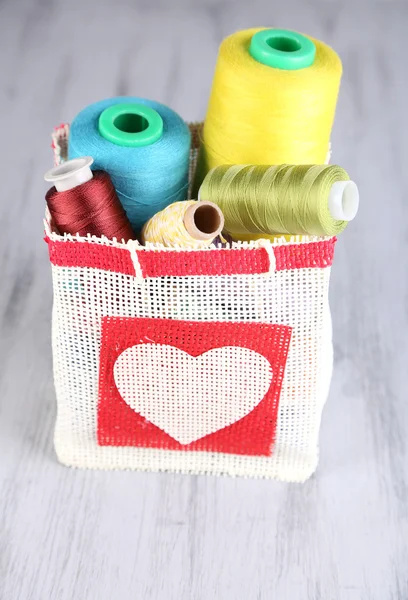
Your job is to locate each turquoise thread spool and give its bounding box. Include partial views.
[69,97,191,232]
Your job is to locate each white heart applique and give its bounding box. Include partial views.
[113,344,273,445]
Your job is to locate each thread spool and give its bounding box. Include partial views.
[199,164,359,238]
[69,97,191,232]
[193,28,342,194]
[142,200,224,248]
[45,157,135,241]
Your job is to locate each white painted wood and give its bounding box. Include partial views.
[1,1,407,598]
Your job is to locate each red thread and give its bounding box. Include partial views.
[46,170,135,242]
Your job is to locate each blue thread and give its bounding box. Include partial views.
[68,97,191,232]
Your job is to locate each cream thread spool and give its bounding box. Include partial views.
[142,200,224,248]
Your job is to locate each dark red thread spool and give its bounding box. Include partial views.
[45,157,134,242]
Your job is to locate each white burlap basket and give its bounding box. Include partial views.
[45,124,334,482]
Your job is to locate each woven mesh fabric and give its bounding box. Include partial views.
[46,124,334,482]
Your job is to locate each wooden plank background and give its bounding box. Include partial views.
[0,0,407,598]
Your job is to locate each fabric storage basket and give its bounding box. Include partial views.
[45,124,335,482]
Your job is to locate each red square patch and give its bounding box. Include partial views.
[98,318,291,456]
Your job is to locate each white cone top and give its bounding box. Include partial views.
[328,180,359,221]
[44,156,94,192]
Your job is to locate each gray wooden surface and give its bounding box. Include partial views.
[1,0,407,598]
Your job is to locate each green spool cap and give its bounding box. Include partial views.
[98,103,164,147]
[249,28,316,70]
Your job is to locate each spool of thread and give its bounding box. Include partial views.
[69,97,191,232]
[199,164,359,238]
[193,28,342,194]
[142,200,224,248]
[45,157,135,241]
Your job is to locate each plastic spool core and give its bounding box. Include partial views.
[98,103,164,147]
[249,29,316,70]
[184,201,224,241]
[44,156,94,192]
[328,181,359,221]
[266,36,301,53]
[114,113,149,134]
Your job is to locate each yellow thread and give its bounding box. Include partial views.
[200,164,351,238]
[193,28,342,194]
[142,201,217,248]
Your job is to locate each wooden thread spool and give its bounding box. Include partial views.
[142,200,224,248]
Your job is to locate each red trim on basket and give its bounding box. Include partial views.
[138,248,271,277]
[45,236,335,277]
[273,239,336,270]
[46,237,136,276]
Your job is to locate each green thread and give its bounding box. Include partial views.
[200,164,350,236]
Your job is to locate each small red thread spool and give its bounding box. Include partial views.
[44,157,134,241]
